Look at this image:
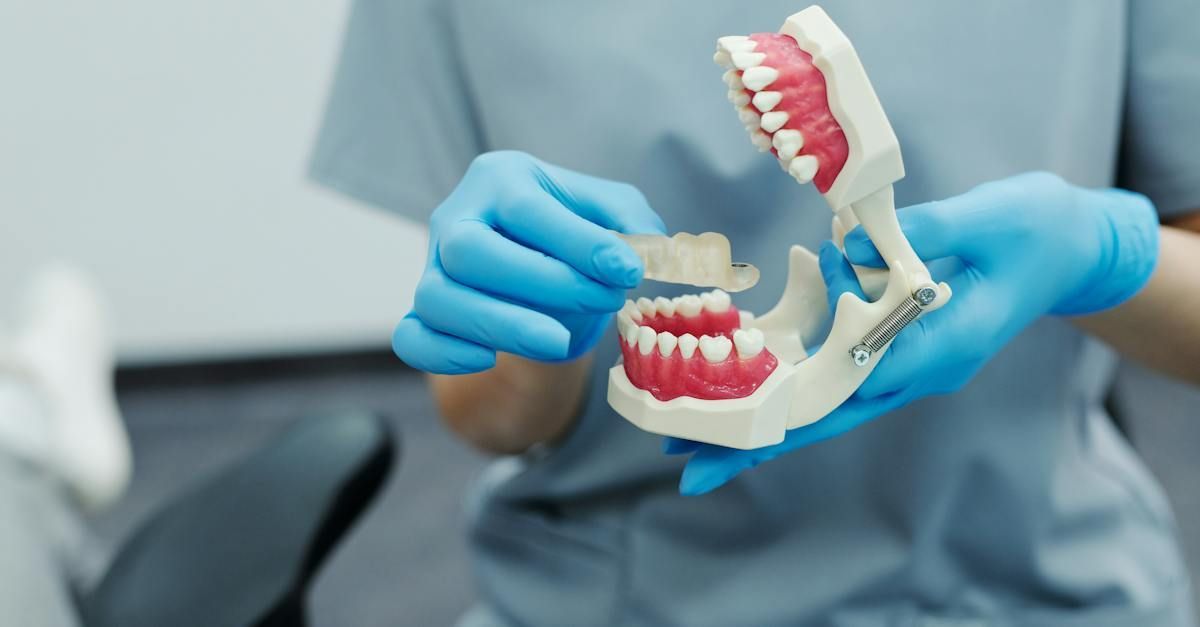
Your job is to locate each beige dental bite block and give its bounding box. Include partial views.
[606,5,952,449]
[616,231,760,293]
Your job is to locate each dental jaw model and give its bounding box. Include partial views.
[607,6,952,449]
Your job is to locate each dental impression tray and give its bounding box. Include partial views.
[607,6,952,449]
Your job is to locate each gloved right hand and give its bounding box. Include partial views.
[394,151,666,374]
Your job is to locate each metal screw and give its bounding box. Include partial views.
[914,286,937,306]
[850,344,871,367]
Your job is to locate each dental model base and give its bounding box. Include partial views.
[607,6,952,450]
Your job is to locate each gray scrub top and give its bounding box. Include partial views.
[311,1,1200,625]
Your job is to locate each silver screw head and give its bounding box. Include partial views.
[850,344,871,367]
[915,286,937,306]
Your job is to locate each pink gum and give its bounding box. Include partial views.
[745,33,849,193]
[619,340,778,402]
[619,306,778,402]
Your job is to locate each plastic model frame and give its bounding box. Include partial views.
[607,6,951,449]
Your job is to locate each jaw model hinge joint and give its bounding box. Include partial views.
[850,285,937,366]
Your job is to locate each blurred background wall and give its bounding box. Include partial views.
[0,0,424,364]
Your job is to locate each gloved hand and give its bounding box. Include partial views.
[668,172,1159,495]
[393,151,666,374]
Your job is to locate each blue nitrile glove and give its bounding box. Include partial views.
[667,172,1159,495]
[393,151,666,374]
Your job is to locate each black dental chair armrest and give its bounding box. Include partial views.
[83,410,396,627]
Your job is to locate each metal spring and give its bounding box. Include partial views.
[859,296,923,352]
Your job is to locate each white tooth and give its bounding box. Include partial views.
[731,52,766,70]
[678,295,703,317]
[772,129,804,160]
[788,155,820,184]
[699,335,733,363]
[718,36,755,53]
[722,70,743,90]
[733,328,765,358]
[617,312,633,334]
[637,326,657,355]
[654,296,676,317]
[752,91,782,112]
[749,130,772,152]
[760,111,789,133]
[622,300,643,323]
[702,289,732,313]
[727,89,750,106]
[678,334,699,359]
[713,289,733,311]
[738,310,756,327]
[623,322,639,347]
[713,50,733,68]
[636,297,656,318]
[737,107,761,127]
[740,66,779,91]
[657,332,678,357]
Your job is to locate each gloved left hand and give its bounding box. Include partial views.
[667,172,1159,495]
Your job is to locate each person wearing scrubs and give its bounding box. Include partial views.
[312,1,1200,625]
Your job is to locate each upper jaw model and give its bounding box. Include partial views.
[607,5,952,450]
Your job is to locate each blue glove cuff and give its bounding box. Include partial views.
[1054,188,1159,316]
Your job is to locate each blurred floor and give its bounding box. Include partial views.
[93,352,488,627]
[89,353,1199,626]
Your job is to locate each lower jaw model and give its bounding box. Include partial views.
[607,5,952,450]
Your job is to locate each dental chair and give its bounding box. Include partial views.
[82,410,396,627]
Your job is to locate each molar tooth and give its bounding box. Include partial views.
[699,335,733,363]
[701,289,732,313]
[772,129,804,160]
[740,66,779,91]
[713,50,733,68]
[657,332,678,357]
[752,91,782,112]
[678,295,703,317]
[731,52,766,70]
[637,326,657,355]
[760,111,789,133]
[788,155,820,184]
[722,70,743,90]
[718,35,750,47]
[636,297,656,318]
[737,107,761,128]
[622,322,639,347]
[727,89,750,107]
[678,334,699,359]
[749,130,772,153]
[733,328,765,358]
[738,310,756,327]
[654,296,676,317]
[622,300,643,323]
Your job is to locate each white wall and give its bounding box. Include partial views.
[0,0,425,365]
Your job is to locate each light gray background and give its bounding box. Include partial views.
[0,0,423,363]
